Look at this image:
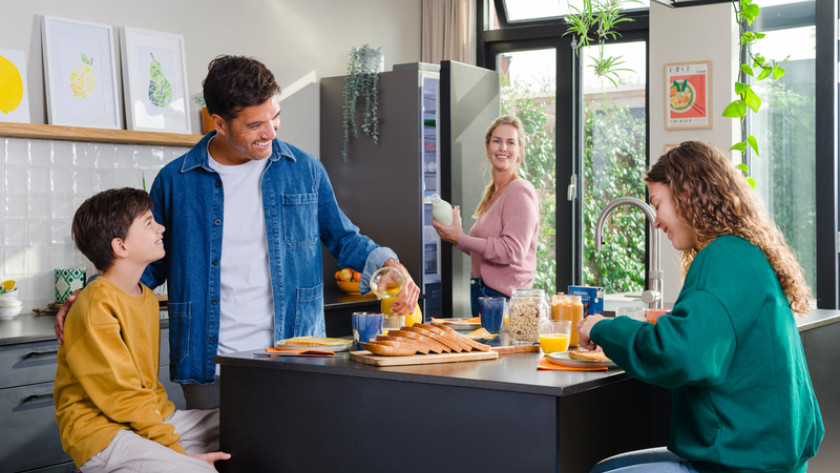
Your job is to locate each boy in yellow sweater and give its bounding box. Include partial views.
[54,188,230,472]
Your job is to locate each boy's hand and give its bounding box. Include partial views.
[54,289,80,344]
[192,451,231,466]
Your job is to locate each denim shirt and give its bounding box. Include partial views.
[142,132,396,384]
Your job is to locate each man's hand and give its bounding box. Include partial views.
[382,259,420,316]
[54,289,80,344]
[192,451,231,466]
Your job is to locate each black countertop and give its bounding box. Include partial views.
[4,306,838,347]
[217,347,635,397]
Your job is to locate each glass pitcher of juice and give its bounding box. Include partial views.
[371,267,422,326]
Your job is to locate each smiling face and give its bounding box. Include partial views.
[485,124,522,176]
[648,181,699,251]
[123,209,166,266]
[213,96,281,164]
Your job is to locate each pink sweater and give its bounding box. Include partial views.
[456,179,539,297]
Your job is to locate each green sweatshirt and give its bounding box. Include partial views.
[591,235,823,473]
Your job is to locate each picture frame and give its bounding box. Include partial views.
[0,48,31,123]
[665,61,711,130]
[41,16,122,129]
[119,27,191,133]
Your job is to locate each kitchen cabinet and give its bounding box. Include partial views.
[0,313,182,473]
[320,61,500,319]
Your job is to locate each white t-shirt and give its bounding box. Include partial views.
[208,151,274,373]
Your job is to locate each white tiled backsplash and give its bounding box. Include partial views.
[1,137,190,313]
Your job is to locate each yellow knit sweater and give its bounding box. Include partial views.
[54,276,184,467]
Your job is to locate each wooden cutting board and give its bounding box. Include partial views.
[491,344,540,354]
[350,349,499,367]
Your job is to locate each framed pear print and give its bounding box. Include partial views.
[120,27,191,133]
[41,16,122,129]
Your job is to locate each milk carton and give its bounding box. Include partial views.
[567,285,604,318]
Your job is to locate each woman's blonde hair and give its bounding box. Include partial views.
[645,140,811,314]
[474,115,527,218]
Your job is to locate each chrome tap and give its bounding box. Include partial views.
[594,197,663,309]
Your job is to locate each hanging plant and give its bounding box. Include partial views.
[564,0,637,87]
[722,0,788,189]
[342,44,383,162]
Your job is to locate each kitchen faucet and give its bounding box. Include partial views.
[594,197,663,309]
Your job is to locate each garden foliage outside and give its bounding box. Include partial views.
[502,78,647,295]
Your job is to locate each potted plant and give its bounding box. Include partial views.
[564,0,637,87]
[342,44,384,162]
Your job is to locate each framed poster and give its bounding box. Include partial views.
[41,16,122,129]
[665,61,711,130]
[120,27,191,133]
[0,48,31,123]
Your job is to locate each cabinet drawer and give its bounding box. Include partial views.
[0,381,72,473]
[0,340,59,389]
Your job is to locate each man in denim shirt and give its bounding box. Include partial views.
[57,56,420,409]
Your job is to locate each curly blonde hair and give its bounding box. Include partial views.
[474,115,527,218]
[645,141,811,314]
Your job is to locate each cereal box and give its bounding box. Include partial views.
[567,285,604,317]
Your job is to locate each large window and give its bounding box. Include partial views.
[480,1,649,295]
[479,0,838,308]
[750,2,817,294]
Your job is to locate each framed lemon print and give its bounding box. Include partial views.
[41,16,122,129]
[665,61,711,130]
[119,27,191,134]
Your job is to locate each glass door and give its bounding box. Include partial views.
[579,40,649,295]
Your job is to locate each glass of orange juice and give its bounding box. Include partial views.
[539,320,571,354]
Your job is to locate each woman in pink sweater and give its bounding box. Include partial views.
[432,115,539,316]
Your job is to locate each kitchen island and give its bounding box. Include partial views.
[216,309,840,473]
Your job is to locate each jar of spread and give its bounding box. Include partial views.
[551,294,584,347]
[507,288,549,344]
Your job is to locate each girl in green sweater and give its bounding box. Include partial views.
[578,141,823,473]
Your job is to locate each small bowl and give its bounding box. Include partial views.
[0,303,23,320]
[0,290,19,302]
[336,280,361,294]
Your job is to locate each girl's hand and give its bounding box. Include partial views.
[576,314,605,349]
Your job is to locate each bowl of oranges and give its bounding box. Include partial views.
[334,268,362,294]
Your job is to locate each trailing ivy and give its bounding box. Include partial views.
[342,45,382,162]
[723,0,787,188]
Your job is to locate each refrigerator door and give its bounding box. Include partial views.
[440,60,501,318]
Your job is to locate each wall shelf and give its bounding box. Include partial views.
[0,122,202,147]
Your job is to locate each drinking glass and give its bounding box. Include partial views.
[539,320,572,354]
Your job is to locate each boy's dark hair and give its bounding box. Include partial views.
[202,55,281,121]
[72,188,154,272]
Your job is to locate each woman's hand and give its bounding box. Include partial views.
[431,205,464,245]
[382,259,420,316]
[576,314,605,349]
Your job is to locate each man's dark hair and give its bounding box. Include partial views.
[72,188,154,272]
[202,55,281,121]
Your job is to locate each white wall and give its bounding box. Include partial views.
[1,0,423,155]
[649,2,738,304]
[1,1,421,312]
